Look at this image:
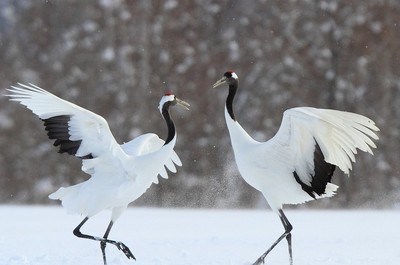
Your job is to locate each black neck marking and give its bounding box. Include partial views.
[162,101,176,145]
[226,81,238,121]
[293,141,336,199]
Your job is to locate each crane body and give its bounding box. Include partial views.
[7,83,189,264]
[214,71,379,265]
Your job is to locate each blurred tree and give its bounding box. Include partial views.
[0,0,399,208]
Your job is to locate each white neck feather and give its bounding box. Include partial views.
[224,107,258,151]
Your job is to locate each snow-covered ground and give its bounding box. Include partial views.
[1,206,399,265]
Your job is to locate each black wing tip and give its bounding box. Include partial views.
[293,141,336,199]
[42,115,93,159]
[293,171,317,199]
[54,139,81,156]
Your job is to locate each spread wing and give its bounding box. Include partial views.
[7,83,125,160]
[268,107,379,198]
[121,133,182,184]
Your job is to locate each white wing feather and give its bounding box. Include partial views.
[121,133,163,156]
[270,107,379,186]
[121,133,182,183]
[7,84,183,216]
[7,83,124,158]
[7,84,182,180]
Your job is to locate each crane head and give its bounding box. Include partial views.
[158,92,190,113]
[213,71,239,88]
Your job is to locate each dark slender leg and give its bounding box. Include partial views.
[280,210,293,265]
[101,221,114,265]
[73,217,136,264]
[252,210,293,265]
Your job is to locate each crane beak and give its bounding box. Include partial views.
[212,77,228,88]
[175,98,190,110]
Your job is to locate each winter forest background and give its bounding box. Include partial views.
[0,0,399,209]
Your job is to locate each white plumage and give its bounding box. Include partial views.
[213,71,379,265]
[7,83,189,264]
[226,106,378,210]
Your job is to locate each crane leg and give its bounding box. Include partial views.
[73,217,136,264]
[100,221,114,265]
[252,209,293,265]
[280,210,293,265]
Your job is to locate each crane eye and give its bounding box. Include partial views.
[224,72,232,78]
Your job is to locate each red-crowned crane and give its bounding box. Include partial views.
[7,84,189,264]
[213,71,379,265]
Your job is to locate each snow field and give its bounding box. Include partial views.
[1,206,399,265]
